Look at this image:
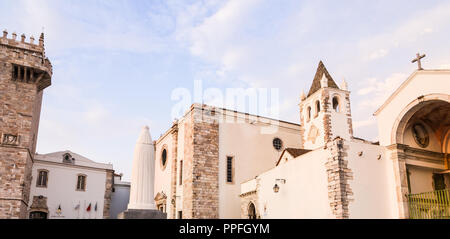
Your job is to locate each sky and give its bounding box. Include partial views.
[1,0,450,180]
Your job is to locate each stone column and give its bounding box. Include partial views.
[387,144,409,219]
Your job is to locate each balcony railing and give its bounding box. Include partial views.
[408,189,450,219]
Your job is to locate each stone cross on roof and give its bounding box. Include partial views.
[412,52,426,70]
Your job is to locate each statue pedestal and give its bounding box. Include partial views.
[117,209,167,219]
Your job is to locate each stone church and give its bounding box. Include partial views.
[0,28,448,219]
[153,59,449,219]
[240,59,450,219]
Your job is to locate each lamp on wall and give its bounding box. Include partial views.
[273,179,286,193]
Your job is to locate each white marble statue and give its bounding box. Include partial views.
[127,126,156,210]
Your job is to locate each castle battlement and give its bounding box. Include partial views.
[1,29,45,53]
[0,29,52,91]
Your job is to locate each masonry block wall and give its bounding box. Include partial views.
[325,137,354,219]
[102,170,114,219]
[181,105,219,219]
[0,31,52,219]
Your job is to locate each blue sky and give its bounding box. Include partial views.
[1,0,450,180]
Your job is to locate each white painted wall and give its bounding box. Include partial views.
[245,149,333,219]
[243,139,401,219]
[329,91,351,141]
[218,117,301,219]
[154,132,174,215]
[30,162,109,219]
[345,140,397,218]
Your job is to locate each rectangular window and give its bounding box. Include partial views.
[179,160,183,185]
[76,175,86,191]
[227,156,234,183]
[178,211,182,219]
[37,170,48,187]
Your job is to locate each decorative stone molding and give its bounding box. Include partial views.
[325,137,354,219]
[169,123,178,219]
[29,195,48,213]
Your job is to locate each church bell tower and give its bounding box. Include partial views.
[0,30,52,218]
[299,61,353,150]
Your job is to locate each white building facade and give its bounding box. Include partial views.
[28,151,114,219]
[240,62,450,219]
[153,104,301,219]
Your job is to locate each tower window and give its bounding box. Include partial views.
[332,96,340,112]
[226,156,234,183]
[273,138,283,151]
[315,100,320,117]
[76,174,87,191]
[36,170,48,187]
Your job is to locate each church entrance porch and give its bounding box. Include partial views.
[389,97,450,218]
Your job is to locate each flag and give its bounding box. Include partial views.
[74,202,80,210]
[94,202,97,211]
[86,203,91,212]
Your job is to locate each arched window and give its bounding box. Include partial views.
[306,106,311,121]
[315,100,320,117]
[36,170,48,187]
[332,96,340,113]
[76,174,87,191]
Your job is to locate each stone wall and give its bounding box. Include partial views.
[0,31,52,219]
[321,89,332,143]
[102,170,114,219]
[325,137,354,219]
[181,105,219,219]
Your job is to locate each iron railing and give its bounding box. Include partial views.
[408,189,450,219]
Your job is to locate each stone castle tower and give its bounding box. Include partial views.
[0,30,52,218]
[299,61,353,149]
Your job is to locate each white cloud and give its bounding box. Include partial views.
[358,2,450,62]
[358,73,408,109]
[367,49,389,60]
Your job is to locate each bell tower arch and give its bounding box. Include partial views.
[299,61,353,149]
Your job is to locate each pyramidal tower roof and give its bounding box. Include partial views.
[307,61,340,97]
